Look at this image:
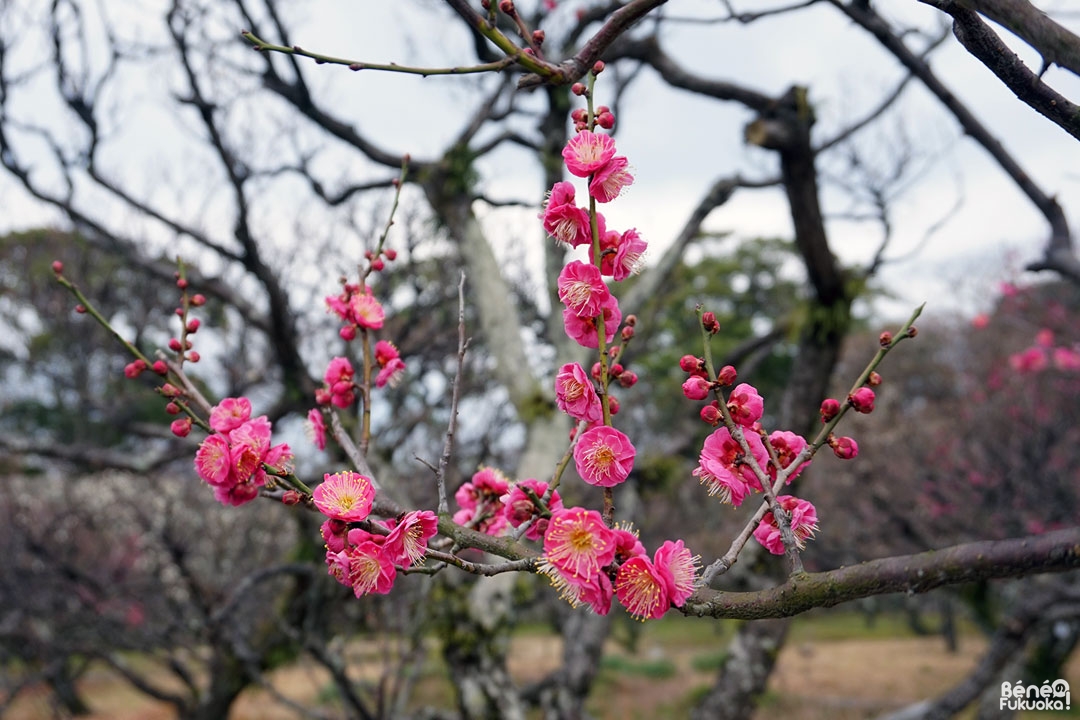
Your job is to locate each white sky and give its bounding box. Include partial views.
[3,0,1080,325]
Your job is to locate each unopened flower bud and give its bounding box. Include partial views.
[124,361,145,379]
[165,402,181,415]
[849,387,875,413]
[339,325,357,341]
[571,82,586,96]
[532,29,545,44]
[160,383,182,398]
[314,387,332,405]
[591,362,603,381]
[282,490,302,506]
[499,0,514,13]
[51,260,64,274]
[682,376,712,401]
[906,326,918,338]
[618,371,637,388]
[867,371,882,387]
[574,121,587,133]
[384,248,397,261]
[75,304,87,314]
[176,277,188,290]
[152,360,168,376]
[168,338,183,352]
[879,331,892,347]
[592,60,605,74]
[371,258,385,271]
[332,380,353,395]
[607,396,620,414]
[717,365,737,386]
[191,294,206,307]
[621,326,635,341]
[186,318,200,333]
[700,403,721,426]
[625,314,637,326]
[702,311,720,334]
[187,351,200,363]
[679,355,701,373]
[831,435,859,460]
[571,108,587,123]
[596,112,615,130]
[819,397,840,421]
[170,418,192,437]
[609,363,623,377]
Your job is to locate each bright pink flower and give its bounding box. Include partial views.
[693,426,768,505]
[573,425,635,488]
[213,482,259,507]
[346,525,385,548]
[374,340,400,365]
[326,548,350,586]
[562,131,616,177]
[306,408,327,451]
[324,357,355,386]
[348,293,384,330]
[321,519,347,553]
[831,435,859,459]
[376,357,406,388]
[682,376,712,401]
[555,363,603,423]
[1052,346,1080,371]
[346,541,396,596]
[1009,347,1047,373]
[170,418,192,437]
[503,479,563,541]
[849,387,876,413]
[753,495,819,555]
[540,181,593,247]
[589,155,633,203]
[194,434,232,486]
[615,555,670,620]
[312,471,376,522]
[727,383,764,427]
[562,293,621,349]
[611,525,647,561]
[610,228,647,280]
[453,467,510,535]
[209,397,252,433]
[558,261,610,318]
[383,510,439,567]
[653,540,698,607]
[768,430,810,483]
[542,507,616,578]
[577,571,614,615]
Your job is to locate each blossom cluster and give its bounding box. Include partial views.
[193,397,294,506]
[453,467,564,542]
[315,471,439,597]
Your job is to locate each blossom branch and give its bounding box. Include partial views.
[423,549,536,577]
[435,272,471,515]
[685,526,1080,620]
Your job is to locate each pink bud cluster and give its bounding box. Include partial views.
[538,507,699,620]
[452,467,564,542]
[316,357,357,408]
[327,283,385,341]
[193,397,294,506]
[315,471,438,597]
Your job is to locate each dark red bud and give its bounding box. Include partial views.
[187,351,200,363]
[371,258,385,271]
[176,278,188,290]
[384,248,397,261]
[51,260,64,274]
[168,338,183,352]
[906,326,918,338]
[165,402,181,415]
[679,355,700,373]
[820,398,841,421]
[618,371,637,388]
[607,396,620,414]
[592,60,605,74]
[700,403,721,426]
[571,83,586,96]
[339,325,357,341]
[75,304,87,314]
[282,490,302,506]
[717,365,737,386]
[152,360,168,376]
[879,331,893,347]
[186,318,200,333]
[621,326,635,341]
[170,418,192,438]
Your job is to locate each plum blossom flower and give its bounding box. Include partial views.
[503,479,563,541]
[573,425,635,488]
[540,181,594,247]
[563,293,621,348]
[589,155,633,202]
[727,383,764,427]
[374,341,406,388]
[768,430,810,483]
[615,555,670,620]
[194,403,292,507]
[345,541,396,596]
[383,510,439,567]
[683,376,712,401]
[453,467,511,535]
[562,131,616,177]
[1052,346,1080,371]
[209,397,251,433]
[313,471,376,522]
[555,363,603,423]
[541,506,616,578]
[692,426,768,505]
[306,408,327,450]
[753,495,819,555]
[653,540,699,607]
[558,261,611,318]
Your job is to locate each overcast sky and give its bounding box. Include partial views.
[3,0,1080,323]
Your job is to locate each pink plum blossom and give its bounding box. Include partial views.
[573,425,635,488]
[562,293,621,349]
[558,261,611,318]
[727,383,764,427]
[345,541,396,596]
[693,426,769,505]
[453,467,511,535]
[589,155,633,202]
[306,408,327,450]
[383,510,439,567]
[562,131,616,177]
[541,506,616,578]
[1009,347,1047,373]
[313,471,375,522]
[503,479,563,541]
[753,495,819,555]
[555,363,603,423]
[768,430,810,483]
[653,539,698,607]
[209,397,251,433]
[615,555,670,620]
[540,182,594,247]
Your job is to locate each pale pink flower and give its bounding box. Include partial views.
[589,155,633,203]
[653,540,699,607]
[1052,346,1080,371]
[540,181,593,248]
[312,471,376,522]
[383,510,439,567]
[542,507,616,578]
[306,408,327,451]
[346,541,396,596]
[768,430,810,483]
[727,383,764,427]
[573,425,635,488]
[562,131,616,177]
[562,293,621,349]
[558,261,611,318]
[615,555,671,620]
[555,362,603,423]
[753,495,819,555]
[209,397,252,433]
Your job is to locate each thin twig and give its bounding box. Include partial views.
[435,272,470,515]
